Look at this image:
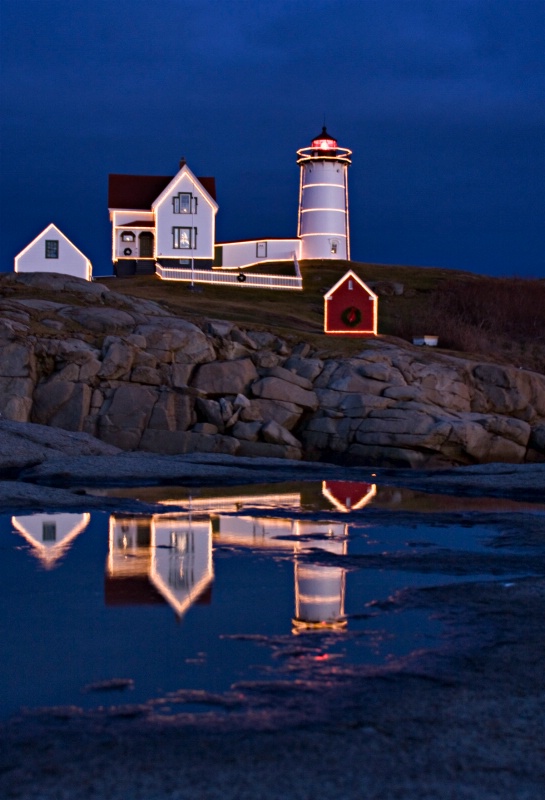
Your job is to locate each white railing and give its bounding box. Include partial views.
[155,263,303,291]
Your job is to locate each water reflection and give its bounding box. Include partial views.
[11,513,90,568]
[9,482,375,631]
[8,479,503,636]
[102,482,376,631]
[12,477,527,638]
[107,515,213,616]
[322,480,376,512]
[5,478,518,717]
[106,509,351,632]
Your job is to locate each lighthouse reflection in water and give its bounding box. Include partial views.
[4,480,458,717]
[106,480,376,632]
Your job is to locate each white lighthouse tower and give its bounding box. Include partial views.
[297,127,352,261]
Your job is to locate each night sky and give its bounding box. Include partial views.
[2,0,544,277]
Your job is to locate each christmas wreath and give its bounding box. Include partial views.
[341,306,362,327]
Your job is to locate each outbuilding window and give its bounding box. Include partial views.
[45,240,59,259]
[120,231,135,242]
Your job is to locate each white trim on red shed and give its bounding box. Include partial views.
[323,269,378,335]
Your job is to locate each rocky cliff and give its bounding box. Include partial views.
[1,272,544,467]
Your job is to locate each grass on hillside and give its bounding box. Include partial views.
[104,260,545,372]
[103,260,469,358]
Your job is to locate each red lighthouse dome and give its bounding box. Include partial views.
[311,126,338,154]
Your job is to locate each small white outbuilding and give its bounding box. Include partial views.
[14,223,92,281]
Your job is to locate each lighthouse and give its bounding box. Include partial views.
[297,127,352,261]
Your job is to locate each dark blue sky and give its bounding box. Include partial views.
[2,0,544,277]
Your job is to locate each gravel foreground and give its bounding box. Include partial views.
[2,457,545,799]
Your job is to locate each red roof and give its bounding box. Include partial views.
[104,576,165,606]
[108,174,217,209]
[118,220,154,228]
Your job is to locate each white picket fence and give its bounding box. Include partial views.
[155,261,303,291]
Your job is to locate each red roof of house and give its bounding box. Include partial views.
[118,220,155,228]
[108,174,217,209]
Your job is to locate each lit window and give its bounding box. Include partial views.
[173,193,197,214]
[256,241,267,258]
[173,227,196,249]
[45,240,59,259]
[120,231,135,242]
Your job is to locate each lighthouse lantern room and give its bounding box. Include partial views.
[297,127,352,261]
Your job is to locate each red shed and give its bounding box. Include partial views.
[324,270,378,335]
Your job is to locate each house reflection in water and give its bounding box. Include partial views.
[11,513,91,569]
[106,515,213,616]
[106,480,376,630]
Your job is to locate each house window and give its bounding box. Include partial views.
[42,522,57,542]
[173,193,197,214]
[256,241,267,258]
[348,279,353,290]
[120,231,135,242]
[173,227,196,249]
[45,240,59,259]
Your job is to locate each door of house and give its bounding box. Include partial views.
[139,232,154,258]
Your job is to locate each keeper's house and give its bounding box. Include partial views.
[14,223,92,281]
[108,160,300,278]
[108,162,217,277]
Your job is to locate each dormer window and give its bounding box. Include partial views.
[173,193,197,214]
[120,231,135,242]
